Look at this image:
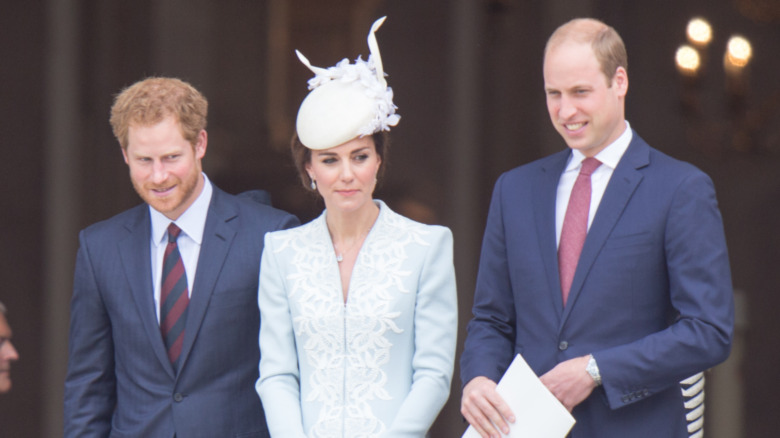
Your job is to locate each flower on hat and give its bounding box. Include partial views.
[295,17,400,150]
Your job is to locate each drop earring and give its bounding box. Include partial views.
[310,179,317,190]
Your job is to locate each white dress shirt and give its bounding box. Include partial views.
[149,173,213,322]
[556,121,633,247]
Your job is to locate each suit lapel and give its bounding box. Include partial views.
[560,134,650,325]
[118,206,175,378]
[534,150,571,319]
[177,188,238,372]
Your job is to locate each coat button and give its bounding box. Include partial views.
[558,341,569,351]
[173,393,184,402]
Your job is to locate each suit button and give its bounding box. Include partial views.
[173,393,184,402]
[558,341,568,351]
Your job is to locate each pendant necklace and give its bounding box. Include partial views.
[334,227,370,263]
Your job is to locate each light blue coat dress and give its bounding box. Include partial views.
[256,201,457,438]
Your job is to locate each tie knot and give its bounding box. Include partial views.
[579,157,602,176]
[167,223,182,243]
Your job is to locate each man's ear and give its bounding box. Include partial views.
[613,66,628,97]
[194,130,208,159]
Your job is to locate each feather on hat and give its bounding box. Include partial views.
[295,16,400,150]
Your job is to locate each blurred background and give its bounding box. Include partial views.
[1,0,778,436]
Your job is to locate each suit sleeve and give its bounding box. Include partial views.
[597,170,734,409]
[64,230,116,437]
[256,233,307,438]
[460,174,518,385]
[386,227,458,436]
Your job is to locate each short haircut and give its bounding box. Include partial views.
[109,77,208,150]
[544,18,627,86]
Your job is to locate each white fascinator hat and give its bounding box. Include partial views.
[295,16,400,151]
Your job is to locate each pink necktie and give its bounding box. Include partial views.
[559,157,602,305]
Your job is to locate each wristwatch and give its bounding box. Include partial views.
[586,354,602,386]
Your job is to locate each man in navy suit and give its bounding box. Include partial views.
[64,77,299,437]
[460,18,734,437]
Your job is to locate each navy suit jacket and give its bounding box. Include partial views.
[461,132,734,437]
[64,186,299,438]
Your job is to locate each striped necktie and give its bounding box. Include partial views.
[160,223,189,369]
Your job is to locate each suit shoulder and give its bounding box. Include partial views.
[238,196,297,220]
[626,132,702,175]
[79,203,147,240]
[640,145,714,189]
[221,189,299,226]
[648,147,706,175]
[264,212,317,239]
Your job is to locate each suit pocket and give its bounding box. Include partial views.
[208,287,256,309]
[604,231,653,249]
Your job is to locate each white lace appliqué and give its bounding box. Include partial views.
[274,209,430,437]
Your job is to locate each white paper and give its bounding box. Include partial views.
[462,354,576,438]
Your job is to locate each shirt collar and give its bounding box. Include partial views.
[567,121,633,171]
[150,173,213,247]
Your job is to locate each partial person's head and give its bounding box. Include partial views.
[543,18,628,157]
[110,77,209,220]
[291,17,399,212]
[0,301,20,394]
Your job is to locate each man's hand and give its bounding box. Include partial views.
[461,376,515,438]
[539,355,597,412]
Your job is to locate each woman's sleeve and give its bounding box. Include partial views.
[256,233,308,437]
[386,227,458,436]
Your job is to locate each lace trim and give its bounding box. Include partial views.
[272,207,430,437]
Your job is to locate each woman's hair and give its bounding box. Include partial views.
[290,132,389,191]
